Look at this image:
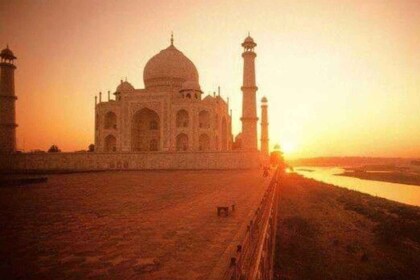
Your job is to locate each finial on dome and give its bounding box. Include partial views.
[248,31,250,36]
[125,76,127,82]
[170,32,174,46]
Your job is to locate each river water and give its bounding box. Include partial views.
[295,167,420,207]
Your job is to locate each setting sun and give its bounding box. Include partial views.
[278,140,297,156]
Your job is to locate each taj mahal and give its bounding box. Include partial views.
[0,34,270,170]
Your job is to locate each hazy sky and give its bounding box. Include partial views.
[1,0,419,158]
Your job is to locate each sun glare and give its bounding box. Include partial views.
[280,141,297,155]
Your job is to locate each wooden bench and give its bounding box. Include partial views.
[217,204,236,217]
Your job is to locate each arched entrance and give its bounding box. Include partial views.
[104,111,117,129]
[131,108,160,151]
[176,133,189,151]
[199,110,210,128]
[176,109,189,128]
[104,135,116,152]
[199,134,210,151]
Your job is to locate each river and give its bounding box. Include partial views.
[295,167,420,207]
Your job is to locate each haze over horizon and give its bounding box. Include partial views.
[1,0,419,158]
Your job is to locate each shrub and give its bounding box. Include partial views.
[48,145,61,153]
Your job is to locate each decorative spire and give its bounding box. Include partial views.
[170,32,174,46]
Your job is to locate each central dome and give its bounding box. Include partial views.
[143,44,199,89]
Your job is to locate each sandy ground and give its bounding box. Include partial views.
[0,170,270,280]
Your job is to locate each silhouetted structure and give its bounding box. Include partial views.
[0,45,17,153]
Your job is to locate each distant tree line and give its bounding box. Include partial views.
[27,144,95,153]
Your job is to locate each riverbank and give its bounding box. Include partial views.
[274,173,420,280]
[339,171,420,187]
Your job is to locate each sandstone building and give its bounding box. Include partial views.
[94,35,266,154]
[95,36,231,153]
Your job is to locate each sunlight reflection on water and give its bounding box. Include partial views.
[295,167,420,207]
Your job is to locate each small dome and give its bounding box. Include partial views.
[143,44,199,89]
[242,34,257,49]
[203,95,215,102]
[261,96,268,103]
[0,46,16,60]
[116,80,135,92]
[180,80,202,92]
[244,36,254,43]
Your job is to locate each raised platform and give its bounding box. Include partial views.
[0,151,262,171]
[0,170,272,279]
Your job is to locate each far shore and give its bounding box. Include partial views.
[338,171,420,187]
[294,168,314,172]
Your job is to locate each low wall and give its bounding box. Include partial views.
[0,151,262,171]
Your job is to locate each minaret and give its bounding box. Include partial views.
[0,46,18,153]
[240,34,258,151]
[261,96,269,158]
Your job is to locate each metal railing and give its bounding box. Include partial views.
[222,168,279,280]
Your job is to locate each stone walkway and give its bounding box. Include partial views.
[0,170,269,279]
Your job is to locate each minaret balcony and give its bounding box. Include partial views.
[0,123,18,128]
[241,117,259,122]
[0,94,17,99]
[241,86,258,91]
[241,52,257,58]
[0,62,17,69]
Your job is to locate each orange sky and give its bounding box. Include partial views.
[1,0,419,158]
